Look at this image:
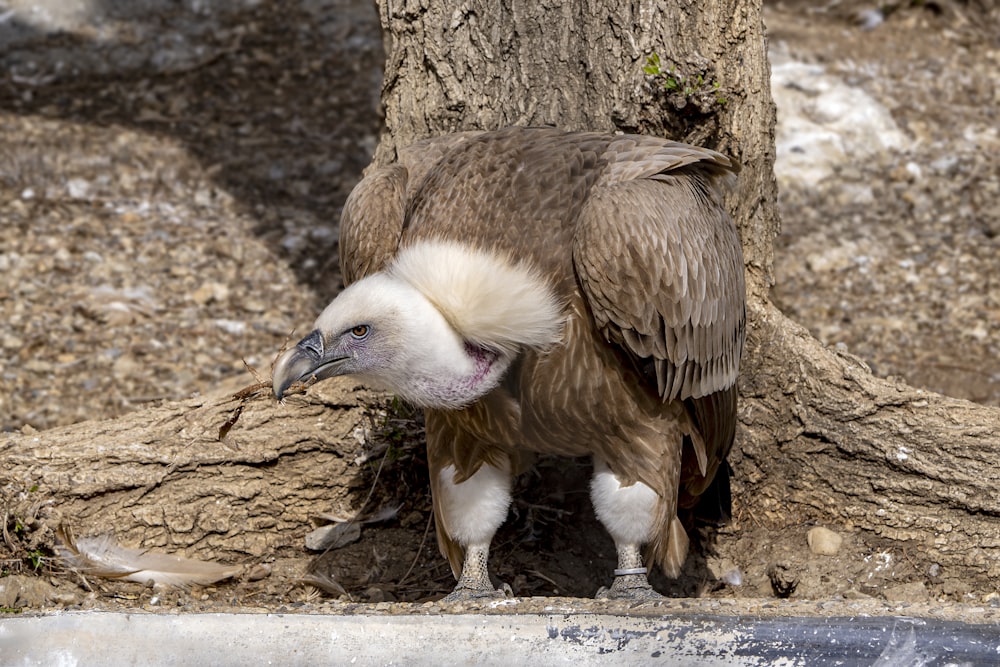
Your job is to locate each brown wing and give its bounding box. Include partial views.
[572,147,745,511]
[394,131,483,200]
[598,134,735,185]
[572,150,745,402]
[339,164,408,285]
[679,384,737,519]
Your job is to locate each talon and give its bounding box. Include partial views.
[596,575,665,601]
[596,544,665,601]
[441,583,509,603]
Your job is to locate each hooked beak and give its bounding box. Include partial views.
[272,329,350,399]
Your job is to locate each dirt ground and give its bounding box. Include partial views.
[1,0,998,618]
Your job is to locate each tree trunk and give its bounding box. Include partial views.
[1,379,384,562]
[374,0,779,298]
[372,0,1000,582]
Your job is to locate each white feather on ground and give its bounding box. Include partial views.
[56,526,245,588]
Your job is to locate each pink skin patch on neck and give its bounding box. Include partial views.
[407,342,504,408]
[464,342,499,387]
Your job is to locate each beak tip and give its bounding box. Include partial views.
[272,333,328,400]
[271,347,301,401]
[272,375,294,401]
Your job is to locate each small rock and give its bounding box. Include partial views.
[853,8,883,31]
[246,563,272,581]
[1,334,23,349]
[767,562,799,598]
[842,588,873,600]
[241,298,267,314]
[807,526,843,556]
[23,359,53,373]
[213,319,246,335]
[365,587,396,603]
[0,575,58,608]
[941,580,970,598]
[400,510,424,528]
[112,354,141,379]
[191,281,230,306]
[51,591,82,606]
[66,178,91,198]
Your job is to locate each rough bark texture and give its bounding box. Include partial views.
[740,303,1000,579]
[1,379,380,562]
[371,0,1000,581]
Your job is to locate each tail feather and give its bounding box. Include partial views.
[689,459,732,527]
[666,516,690,578]
[430,470,465,580]
[645,491,690,578]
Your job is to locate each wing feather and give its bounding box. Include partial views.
[339,164,408,285]
[573,150,745,402]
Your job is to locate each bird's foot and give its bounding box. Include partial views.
[595,571,665,601]
[441,542,511,602]
[441,580,512,603]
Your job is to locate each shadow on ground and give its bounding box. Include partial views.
[1,0,383,303]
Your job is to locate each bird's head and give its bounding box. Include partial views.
[273,241,565,409]
[271,273,516,409]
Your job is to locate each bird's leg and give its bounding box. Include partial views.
[437,459,513,602]
[449,542,500,599]
[590,459,665,601]
[598,542,662,600]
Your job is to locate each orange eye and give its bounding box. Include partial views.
[350,325,370,338]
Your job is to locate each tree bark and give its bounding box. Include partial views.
[741,304,1000,580]
[1,379,383,562]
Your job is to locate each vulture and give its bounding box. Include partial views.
[272,127,746,601]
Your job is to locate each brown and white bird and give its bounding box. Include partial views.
[272,127,745,600]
